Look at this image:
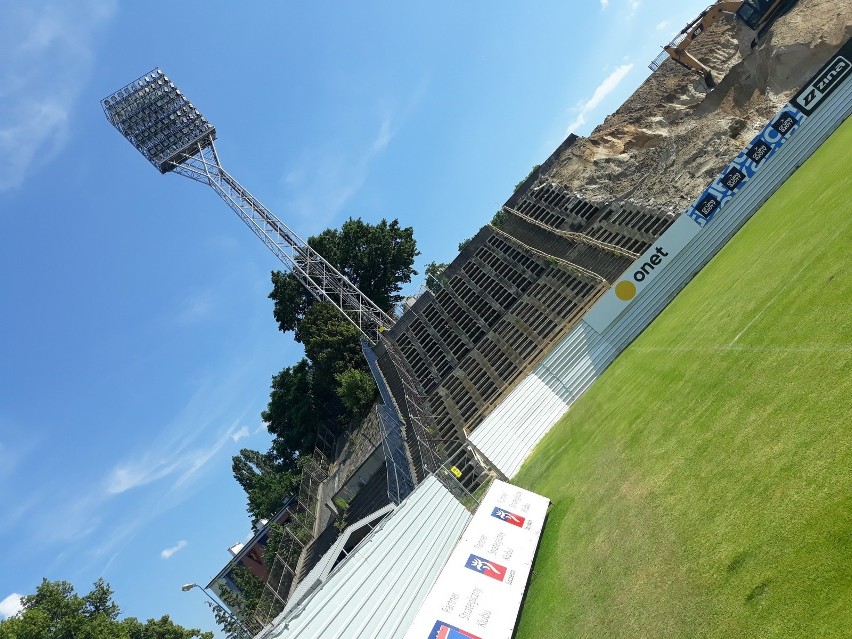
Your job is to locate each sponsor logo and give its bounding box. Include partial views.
[696,193,721,218]
[630,246,670,282]
[465,554,506,581]
[615,280,637,301]
[491,507,525,528]
[770,111,796,137]
[746,139,772,165]
[722,166,746,192]
[611,245,672,301]
[428,620,482,639]
[793,54,851,115]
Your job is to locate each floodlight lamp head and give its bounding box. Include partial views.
[102,68,216,174]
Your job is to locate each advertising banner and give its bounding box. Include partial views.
[584,215,699,333]
[583,37,852,333]
[684,37,851,228]
[403,480,550,639]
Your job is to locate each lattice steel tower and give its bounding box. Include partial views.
[102,68,447,496]
[102,68,394,344]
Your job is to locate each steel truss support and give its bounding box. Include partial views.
[170,140,395,344]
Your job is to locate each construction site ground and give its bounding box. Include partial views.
[548,0,852,214]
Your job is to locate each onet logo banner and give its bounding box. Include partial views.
[584,216,699,333]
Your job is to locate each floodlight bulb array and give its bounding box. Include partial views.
[102,68,216,173]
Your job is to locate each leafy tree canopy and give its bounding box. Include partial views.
[260,358,321,460]
[336,368,378,418]
[0,579,212,639]
[234,218,413,522]
[214,565,263,639]
[269,217,419,339]
[424,261,449,294]
[232,448,299,525]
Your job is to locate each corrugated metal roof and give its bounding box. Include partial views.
[472,75,852,478]
[282,503,396,616]
[260,476,471,639]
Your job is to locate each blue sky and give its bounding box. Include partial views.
[0,0,713,634]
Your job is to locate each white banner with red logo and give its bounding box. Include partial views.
[402,480,550,639]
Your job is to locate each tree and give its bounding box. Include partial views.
[268,217,419,338]
[237,217,418,523]
[0,579,212,639]
[309,218,419,311]
[261,359,321,460]
[214,565,264,639]
[298,302,368,426]
[336,368,378,417]
[424,261,449,293]
[232,448,299,525]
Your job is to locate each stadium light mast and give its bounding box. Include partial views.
[101,68,394,344]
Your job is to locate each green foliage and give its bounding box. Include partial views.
[231,448,298,525]
[268,218,419,339]
[424,261,449,293]
[335,368,378,418]
[238,217,419,524]
[215,565,263,639]
[309,218,419,311]
[490,208,508,227]
[333,498,350,535]
[299,302,366,425]
[261,359,321,461]
[252,217,419,514]
[513,120,852,639]
[0,579,212,639]
[513,164,540,192]
[269,270,311,342]
[457,237,472,252]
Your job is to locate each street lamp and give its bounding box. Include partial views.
[181,582,252,639]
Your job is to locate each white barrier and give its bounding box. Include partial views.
[403,481,549,639]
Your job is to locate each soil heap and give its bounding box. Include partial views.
[548,0,852,213]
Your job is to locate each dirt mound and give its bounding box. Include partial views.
[549,0,852,213]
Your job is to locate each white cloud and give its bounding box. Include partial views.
[371,116,393,153]
[0,593,22,619]
[230,425,251,442]
[105,425,238,495]
[160,540,188,559]
[282,113,396,232]
[174,291,215,325]
[626,0,641,19]
[656,20,670,31]
[106,458,185,495]
[600,0,609,8]
[565,64,634,136]
[104,373,256,495]
[0,1,116,192]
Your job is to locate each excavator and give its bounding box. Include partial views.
[649,0,800,89]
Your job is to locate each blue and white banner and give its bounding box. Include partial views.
[684,108,805,227]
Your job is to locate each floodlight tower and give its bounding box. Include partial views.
[101,68,394,344]
[103,69,446,497]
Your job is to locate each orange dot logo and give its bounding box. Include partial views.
[615,280,636,301]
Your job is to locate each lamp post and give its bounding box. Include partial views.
[181,582,252,639]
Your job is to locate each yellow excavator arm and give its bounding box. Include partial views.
[650,0,800,89]
[662,2,743,88]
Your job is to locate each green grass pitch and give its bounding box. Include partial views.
[513,116,852,639]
